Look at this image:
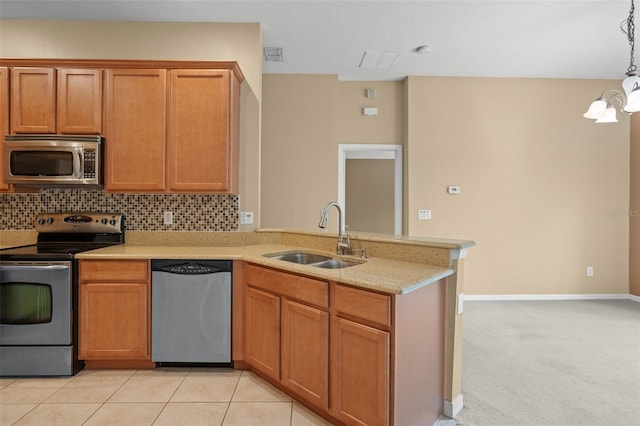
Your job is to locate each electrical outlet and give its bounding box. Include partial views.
[587,266,594,277]
[163,211,173,225]
[239,211,254,225]
[418,209,432,220]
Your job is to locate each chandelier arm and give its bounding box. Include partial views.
[608,92,626,109]
[599,88,626,103]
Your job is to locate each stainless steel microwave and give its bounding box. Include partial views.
[3,135,103,187]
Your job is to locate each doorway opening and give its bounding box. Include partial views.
[338,144,402,235]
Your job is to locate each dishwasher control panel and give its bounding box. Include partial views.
[151,260,232,275]
[164,263,218,274]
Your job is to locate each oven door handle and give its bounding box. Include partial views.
[0,265,70,271]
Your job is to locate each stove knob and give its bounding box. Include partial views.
[109,219,117,226]
[47,217,54,224]
[101,218,108,225]
[38,218,46,225]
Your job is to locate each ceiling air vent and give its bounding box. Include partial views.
[359,50,399,68]
[263,47,284,62]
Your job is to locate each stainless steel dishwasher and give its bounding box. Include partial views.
[151,260,232,365]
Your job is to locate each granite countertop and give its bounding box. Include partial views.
[0,230,37,250]
[76,243,454,295]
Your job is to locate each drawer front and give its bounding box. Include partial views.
[245,264,328,308]
[80,260,149,282]
[333,284,391,328]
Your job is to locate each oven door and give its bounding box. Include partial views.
[0,261,72,345]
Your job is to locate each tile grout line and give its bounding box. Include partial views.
[2,368,328,425]
[219,369,247,425]
[81,368,140,425]
[149,367,193,425]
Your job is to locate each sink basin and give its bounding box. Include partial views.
[264,251,363,269]
[264,251,332,264]
[312,259,361,269]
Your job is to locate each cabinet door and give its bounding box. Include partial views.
[10,67,56,133]
[104,69,166,192]
[331,317,390,426]
[57,68,102,134]
[0,67,9,191]
[167,69,235,193]
[244,286,280,381]
[79,281,150,360]
[281,299,329,410]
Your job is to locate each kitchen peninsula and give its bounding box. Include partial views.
[73,228,474,426]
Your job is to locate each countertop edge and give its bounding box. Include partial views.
[75,244,453,295]
[257,228,476,250]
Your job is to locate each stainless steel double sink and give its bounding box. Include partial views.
[263,251,363,269]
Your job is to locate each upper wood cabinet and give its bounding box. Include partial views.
[57,68,103,134]
[104,69,167,192]
[104,68,240,194]
[0,67,10,192]
[1,59,244,194]
[167,69,240,193]
[10,67,56,133]
[10,67,102,134]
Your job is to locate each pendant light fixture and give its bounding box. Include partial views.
[584,0,640,123]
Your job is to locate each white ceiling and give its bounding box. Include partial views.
[0,0,635,81]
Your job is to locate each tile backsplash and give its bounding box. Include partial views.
[0,189,239,231]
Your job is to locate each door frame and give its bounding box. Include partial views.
[338,144,403,235]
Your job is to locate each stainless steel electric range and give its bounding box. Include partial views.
[0,212,125,377]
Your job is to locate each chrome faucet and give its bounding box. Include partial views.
[318,201,352,255]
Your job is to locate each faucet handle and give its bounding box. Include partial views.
[360,248,367,259]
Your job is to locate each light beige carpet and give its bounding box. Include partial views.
[456,299,640,426]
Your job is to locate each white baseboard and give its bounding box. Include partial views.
[443,394,464,418]
[464,294,638,302]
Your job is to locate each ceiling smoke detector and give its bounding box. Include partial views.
[263,47,284,62]
[415,45,432,55]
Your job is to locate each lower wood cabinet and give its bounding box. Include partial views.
[331,316,390,426]
[240,262,447,426]
[78,260,151,361]
[244,286,280,381]
[281,299,329,410]
[243,264,330,411]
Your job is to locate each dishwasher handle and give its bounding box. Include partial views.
[151,259,232,275]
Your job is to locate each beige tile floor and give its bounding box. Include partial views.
[0,368,334,425]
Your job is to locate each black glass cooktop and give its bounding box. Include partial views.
[0,244,98,261]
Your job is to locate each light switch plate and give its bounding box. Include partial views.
[418,209,431,220]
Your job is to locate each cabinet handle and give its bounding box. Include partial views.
[0,264,70,272]
[74,148,83,179]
